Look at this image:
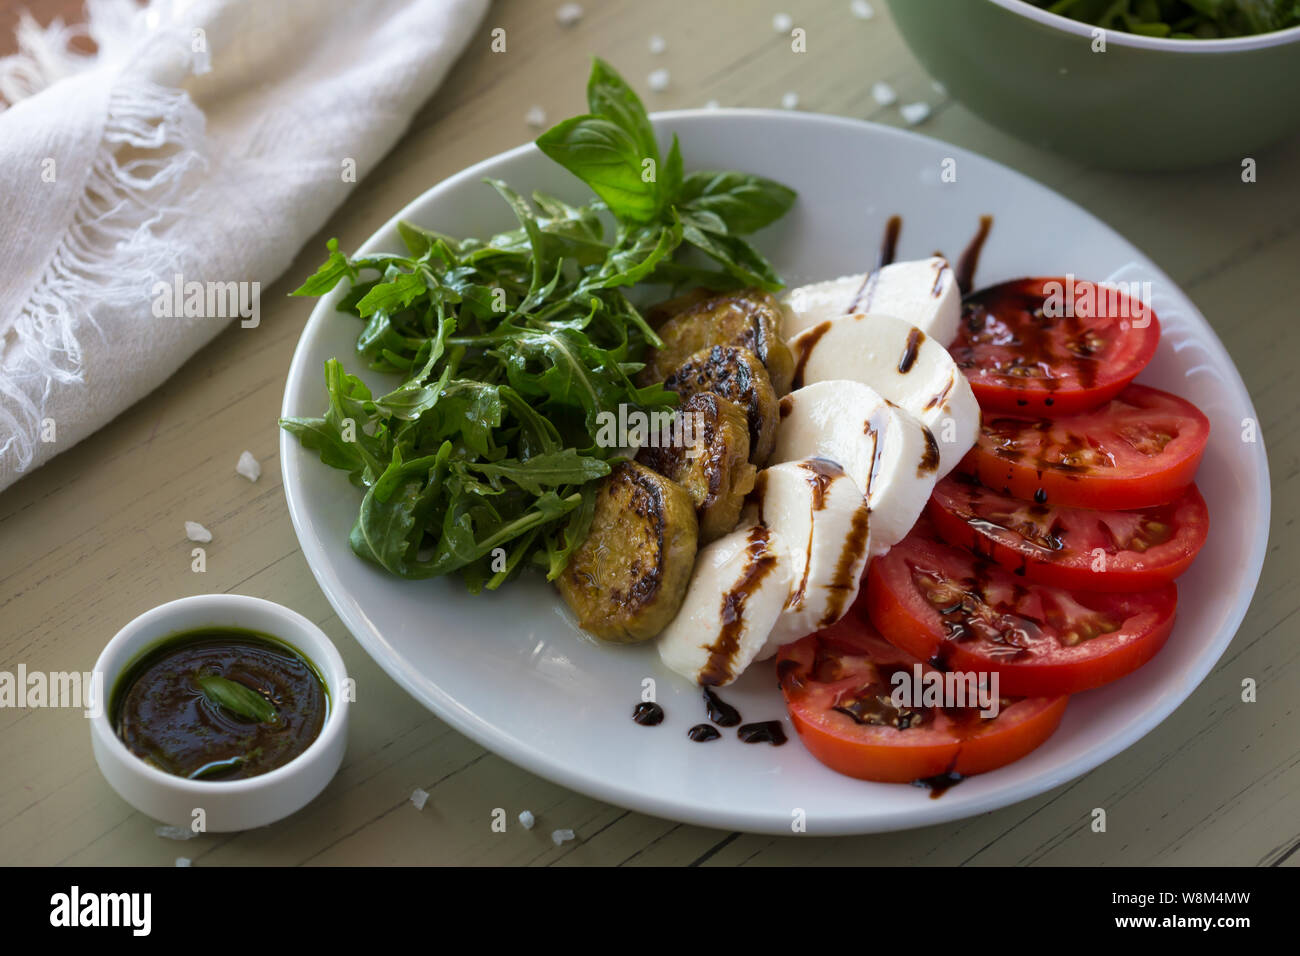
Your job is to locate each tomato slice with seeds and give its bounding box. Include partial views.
[953,277,1160,415]
[864,519,1177,697]
[777,611,1068,783]
[927,477,1209,592]
[959,383,1209,510]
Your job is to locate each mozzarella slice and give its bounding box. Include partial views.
[657,522,793,687]
[789,312,979,476]
[781,257,960,344]
[770,380,938,555]
[751,459,872,659]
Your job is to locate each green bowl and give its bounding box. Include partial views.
[886,0,1300,170]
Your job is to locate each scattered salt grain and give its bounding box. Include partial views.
[518,810,536,829]
[932,80,948,96]
[235,450,260,482]
[871,81,897,106]
[773,13,793,33]
[551,828,575,846]
[556,3,583,27]
[155,824,197,841]
[185,521,212,543]
[900,101,931,126]
[851,0,875,19]
[781,91,799,110]
[175,857,192,867]
[648,34,666,54]
[648,68,670,92]
[704,99,721,110]
[525,105,548,128]
[410,788,430,811]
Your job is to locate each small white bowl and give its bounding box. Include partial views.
[89,594,349,832]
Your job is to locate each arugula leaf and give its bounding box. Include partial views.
[291,238,356,297]
[469,449,610,496]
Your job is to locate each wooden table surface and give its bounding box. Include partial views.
[3,0,1297,867]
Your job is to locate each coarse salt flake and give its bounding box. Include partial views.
[518,810,535,829]
[185,521,212,543]
[525,106,547,128]
[175,857,192,867]
[155,825,198,841]
[871,81,897,106]
[235,450,260,482]
[781,91,799,110]
[410,788,430,811]
[648,34,666,54]
[900,101,931,125]
[556,3,583,27]
[648,69,670,92]
[704,99,721,110]
[851,0,874,19]
[773,13,793,32]
[551,828,575,845]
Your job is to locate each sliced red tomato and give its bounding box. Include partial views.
[952,277,1160,415]
[928,476,1209,592]
[777,612,1068,783]
[864,519,1177,696]
[959,383,1209,510]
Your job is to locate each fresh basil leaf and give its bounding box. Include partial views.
[536,116,658,223]
[196,675,279,723]
[681,218,784,292]
[587,56,659,165]
[678,170,797,235]
[659,134,683,214]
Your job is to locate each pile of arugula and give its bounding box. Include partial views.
[281,60,796,592]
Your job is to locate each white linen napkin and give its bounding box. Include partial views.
[0,0,489,492]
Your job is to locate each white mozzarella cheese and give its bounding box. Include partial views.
[751,459,872,659]
[657,522,793,687]
[781,273,863,340]
[769,380,938,555]
[780,257,960,344]
[788,312,979,476]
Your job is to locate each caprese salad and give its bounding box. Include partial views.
[569,254,1210,792]
[286,61,1212,795]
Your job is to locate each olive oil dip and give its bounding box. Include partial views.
[110,628,328,781]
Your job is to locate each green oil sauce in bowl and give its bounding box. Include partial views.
[110,628,329,781]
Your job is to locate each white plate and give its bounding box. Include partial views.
[280,111,1270,835]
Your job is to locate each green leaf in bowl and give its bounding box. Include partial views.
[197,674,279,724]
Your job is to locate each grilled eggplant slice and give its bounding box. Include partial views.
[637,392,757,544]
[556,461,698,643]
[643,287,717,326]
[640,289,795,396]
[663,345,779,465]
